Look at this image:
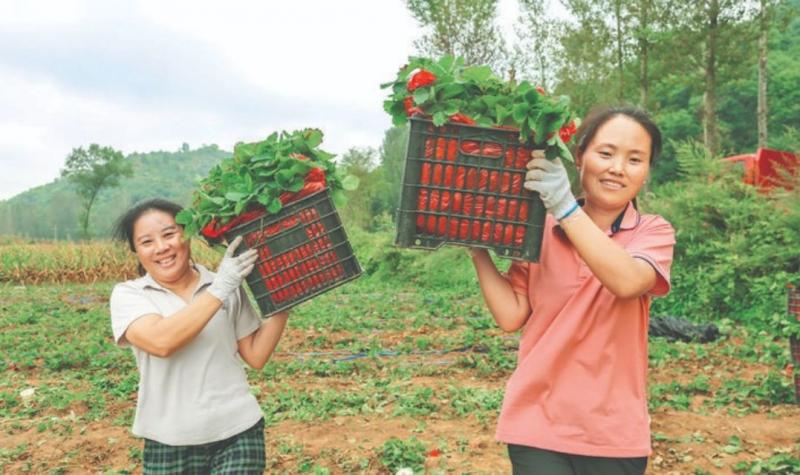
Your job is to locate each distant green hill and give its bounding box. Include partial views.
[0,145,230,240]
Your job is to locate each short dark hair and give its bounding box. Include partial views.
[114,199,184,276]
[113,198,184,252]
[574,106,662,166]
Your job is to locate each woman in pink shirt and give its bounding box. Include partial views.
[470,107,675,474]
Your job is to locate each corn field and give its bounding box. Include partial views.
[0,239,222,285]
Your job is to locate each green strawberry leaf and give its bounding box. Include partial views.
[225,191,247,202]
[440,83,465,100]
[175,209,193,226]
[266,198,282,214]
[413,88,430,104]
[180,128,354,237]
[462,65,492,82]
[287,178,305,192]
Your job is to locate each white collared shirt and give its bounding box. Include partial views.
[109,264,263,445]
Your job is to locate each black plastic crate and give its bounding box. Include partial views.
[223,188,362,317]
[395,117,546,261]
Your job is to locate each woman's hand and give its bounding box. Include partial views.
[207,236,258,302]
[123,238,260,357]
[524,151,578,221]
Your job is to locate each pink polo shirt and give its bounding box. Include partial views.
[496,202,675,457]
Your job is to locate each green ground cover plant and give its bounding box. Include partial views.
[1,252,798,472]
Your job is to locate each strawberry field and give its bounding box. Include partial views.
[1,237,799,474]
[2,0,800,473]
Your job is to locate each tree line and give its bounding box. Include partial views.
[4,0,798,238]
[337,0,799,229]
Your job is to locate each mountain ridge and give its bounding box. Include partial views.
[0,145,230,239]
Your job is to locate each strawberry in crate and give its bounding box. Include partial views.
[177,128,362,316]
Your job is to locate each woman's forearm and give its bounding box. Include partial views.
[559,209,656,298]
[238,312,289,369]
[471,250,531,332]
[125,291,223,357]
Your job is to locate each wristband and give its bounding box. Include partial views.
[557,201,580,221]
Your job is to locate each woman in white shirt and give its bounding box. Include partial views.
[110,198,288,474]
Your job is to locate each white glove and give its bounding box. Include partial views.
[207,236,258,302]
[523,152,578,220]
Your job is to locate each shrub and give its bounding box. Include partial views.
[642,140,800,326]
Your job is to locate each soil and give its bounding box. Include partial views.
[3,362,798,474]
[2,312,798,474]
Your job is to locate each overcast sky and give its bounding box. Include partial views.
[0,0,561,201]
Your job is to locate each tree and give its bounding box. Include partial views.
[340,146,379,173]
[628,0,672,109]
[406,0,507,71]
[555,0,618,113]
[558,0,669,109]
[338,147,383,229]
[378,126,409,219]
[636,0,651,107]
[612,0,627,102]
[699,0,757,156]
[766,0,800,149]
[757,0,777,148]
[61,144,133,239]
[513,0,564,90]
[702,0,721,156]
[667,0,754,156]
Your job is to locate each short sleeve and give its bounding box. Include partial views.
[505,261,530,296]
[232,287,262,341]
[627,215,676,297]
[109,283,161,346]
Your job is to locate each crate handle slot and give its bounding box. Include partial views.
[460,140,503,158]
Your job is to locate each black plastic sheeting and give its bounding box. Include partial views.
[649,315,721,343]
[282,317,722,364]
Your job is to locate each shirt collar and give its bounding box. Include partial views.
[610,201,641,234]
[138,263,214,294]
[553,199,641,237]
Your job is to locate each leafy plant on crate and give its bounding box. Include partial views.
[381,55,579,162]
[176,129,358,239]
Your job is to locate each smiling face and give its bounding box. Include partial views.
[575,114,652,213]
[132,210,192,285]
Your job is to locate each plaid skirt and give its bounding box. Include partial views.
[143,418,265,475]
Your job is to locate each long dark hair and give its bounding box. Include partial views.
[574,106,662,166]
[113,198,185,276]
